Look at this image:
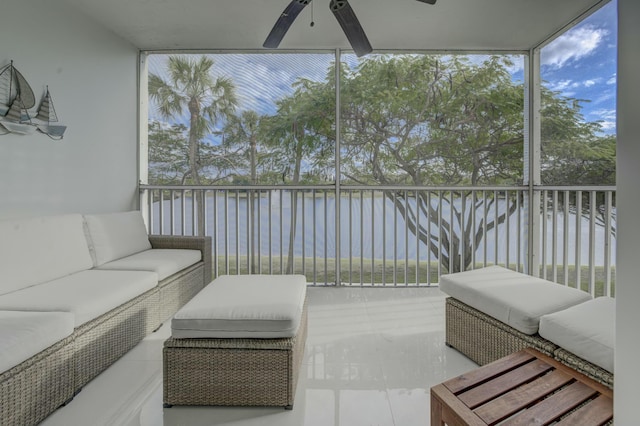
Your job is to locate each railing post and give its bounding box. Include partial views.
[334,48,342,286]
[197,189,205,237]
[525,48,542,276]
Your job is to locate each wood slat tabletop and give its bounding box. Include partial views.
[431,348,613,426]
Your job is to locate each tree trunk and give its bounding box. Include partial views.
[188,97,205,236]
[390,191,520,275]
[285,138,303,274]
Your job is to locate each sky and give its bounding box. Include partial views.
[540,0,617,134]
[148,0,617,136]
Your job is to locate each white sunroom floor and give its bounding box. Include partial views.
[40,286,478,426]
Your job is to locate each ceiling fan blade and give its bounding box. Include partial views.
[415,0,437,4]
[330,0,372,57]
[263,0,311,49]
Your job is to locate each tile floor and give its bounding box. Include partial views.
[41,286,478,426]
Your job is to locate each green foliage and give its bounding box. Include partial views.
[147,52,616,272]
[148,121,189,184]
[258,70,337,185]
[149,56,238,185]
[540,86,616,185]
[339,55,525,186]
[148,53,615,188]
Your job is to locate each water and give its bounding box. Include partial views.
[151,193,616,266]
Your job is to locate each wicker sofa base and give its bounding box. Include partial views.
[0,335,75,426]
[445,297,613,388]
[163,305,308,409]
[150,235,212,324]
[74,287,160,390]
[158,264,205,324]
[555,347,614,388]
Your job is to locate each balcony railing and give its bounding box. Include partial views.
[140,184,616,296]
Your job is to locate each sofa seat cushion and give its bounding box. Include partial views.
[0,310,74,373]
[0,270,158,327]
[172,274,307,339]
[84,211,152,267]
[539,297,615,373]
[439,266,592,335]
[96,249,201,281]
[0,214,94,296]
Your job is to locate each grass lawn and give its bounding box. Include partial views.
[212,256,615,296]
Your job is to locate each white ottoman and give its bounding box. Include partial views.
[440,266,592,365]
[163,275,307,409]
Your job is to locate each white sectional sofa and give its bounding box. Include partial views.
[0,212,211,426]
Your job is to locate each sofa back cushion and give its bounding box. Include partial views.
[0,214,94,296]
[84,211,152,266]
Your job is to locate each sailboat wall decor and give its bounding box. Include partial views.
[35,86,66,139]
[0,61,38,135]
[0,60,67,139]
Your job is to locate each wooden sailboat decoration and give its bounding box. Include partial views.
[0,60,38,135]
[35,86,66,140]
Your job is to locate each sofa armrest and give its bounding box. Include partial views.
[148,235,212,284]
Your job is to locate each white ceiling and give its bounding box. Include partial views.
[63,0,606,52]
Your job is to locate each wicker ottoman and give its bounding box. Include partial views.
[440,266,592,365]
[163,274,307,409]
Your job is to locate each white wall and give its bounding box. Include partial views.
[0,0,139,218]
[615,0,640,421]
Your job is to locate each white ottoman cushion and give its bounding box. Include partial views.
[440,266,592,335]
[172,274,307,339]
[539,296,615,373]
[97,249,201,281]
[0,310,74,373]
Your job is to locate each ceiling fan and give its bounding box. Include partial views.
[263,0,437,57]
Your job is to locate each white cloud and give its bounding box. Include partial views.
[591,108,616,120]
[607,74,617,85]
[544,78,602,96]
[593,91,615,105]
[541,26,608,69]
[599,120,616,131]
[546,79,573,92]
[588,108,616,132]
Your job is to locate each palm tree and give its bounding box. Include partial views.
[222,110,265,272]
[149,55,238,186]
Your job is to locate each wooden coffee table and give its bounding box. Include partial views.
[430,348,613,425]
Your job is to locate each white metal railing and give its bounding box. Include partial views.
[140,184,616,295]
[538,186,616,297]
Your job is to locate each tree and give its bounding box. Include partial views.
[148,121,189,185]
[261,73,336,273]
[149,56,238,185]
[336,55,524,272]
[147,53,615,275]
[220,110,267,272]
[540,86,616,186]
[221,110,266,184]
[540,86,617,237]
